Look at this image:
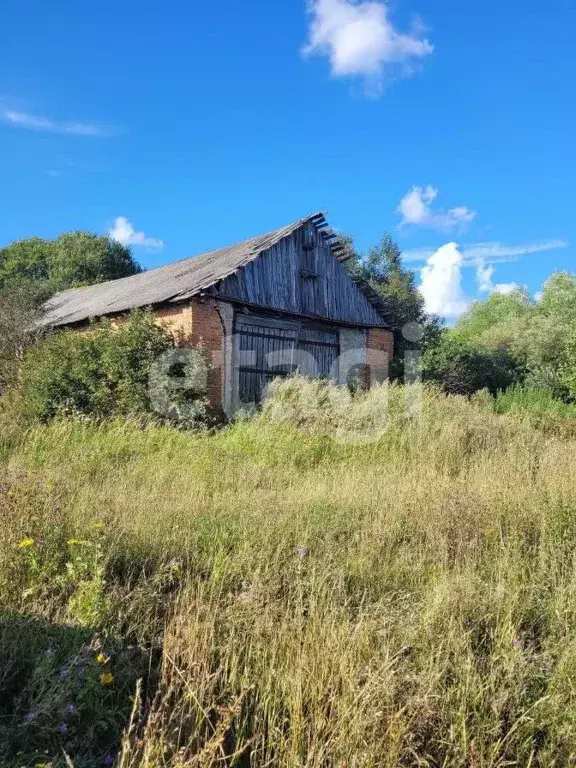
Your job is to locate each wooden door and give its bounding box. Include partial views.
[235,314,340,405]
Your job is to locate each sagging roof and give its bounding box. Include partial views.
[43,213,391,328]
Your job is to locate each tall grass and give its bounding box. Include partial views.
[483,384,576,435]
[2,380,576,766]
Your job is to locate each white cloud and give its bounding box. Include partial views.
[397,186,476,231]
[402,239,568,265]
[418,242,470,317]
[475,258,521,295]
[1,109,112,137]
[109,217,163,250]
[476,261,494,293]
[302,0,433,92]
[413,236,567,316]
[492,282,521,295]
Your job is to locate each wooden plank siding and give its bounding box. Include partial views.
[234,313,341,404]
[212,221,384,327]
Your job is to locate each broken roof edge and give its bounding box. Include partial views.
[42,211,393,329]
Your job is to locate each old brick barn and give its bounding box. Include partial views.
[43,213,394,413]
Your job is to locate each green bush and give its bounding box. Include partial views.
[18,311,209,424]
[560,327,576,401]
[422,336,521,396]
[0,284,45,396]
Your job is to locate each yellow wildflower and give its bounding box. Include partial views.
[100,672,114,686]
[96,652,108,664]
[92,522,104,530]
[18,538,35,549]
[67,538,80,546]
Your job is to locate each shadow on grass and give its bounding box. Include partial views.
[0,612,157,768]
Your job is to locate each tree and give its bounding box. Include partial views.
[346,233,426,330]
[342,233,442,377]
[0,232,141,298]
[523,272,576,398]
[451,289,532,348]
[423,272,576,399]
[0,284,45,395]
[50,232,142,289]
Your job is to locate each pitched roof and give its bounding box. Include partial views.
[43,213,391,328]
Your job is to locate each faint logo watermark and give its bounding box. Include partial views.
[149,347,209,423]
[148,322,424,442]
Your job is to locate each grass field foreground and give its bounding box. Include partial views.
[1,380,576,767]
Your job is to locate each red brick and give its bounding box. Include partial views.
[189,299,225,409]
[366,327,394,384]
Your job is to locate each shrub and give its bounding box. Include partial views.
[18,310,210,424]
[0,284,45,396]
[560,327,576,401]
[422,336,521,396]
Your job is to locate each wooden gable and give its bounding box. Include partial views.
[210,220,385,327]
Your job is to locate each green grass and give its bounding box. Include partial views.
[2,381,576,766]
[483,384,576,435]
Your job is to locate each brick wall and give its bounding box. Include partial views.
[189,299,225,410]
[366,327,394,384]
[153,304,193,338]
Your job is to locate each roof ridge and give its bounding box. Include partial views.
[145,211,323,275]
[49,212,325,302]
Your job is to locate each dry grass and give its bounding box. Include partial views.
[2,381,576,766]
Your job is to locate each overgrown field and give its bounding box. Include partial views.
[2,381,576,767]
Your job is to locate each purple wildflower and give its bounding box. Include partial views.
[59,722,69,735]
[104,752,115,766]
[65,703,76,715]
[59,667,69,679]
[26,711,37,722]
[513,638,522,650]
[44,647,53,658]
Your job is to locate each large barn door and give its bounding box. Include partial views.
[235,314,339,405]
[236,316,298,404]
[297,326,339,379]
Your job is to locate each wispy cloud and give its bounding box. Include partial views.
[1,109,114,137]
[397,186,476,231]
[403,239,568,265]
[475,261,522,295]
[109,217,164,250]
[476,261,494,293]
[302,0,433,93]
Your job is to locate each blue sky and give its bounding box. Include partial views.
[1,0,574,317]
